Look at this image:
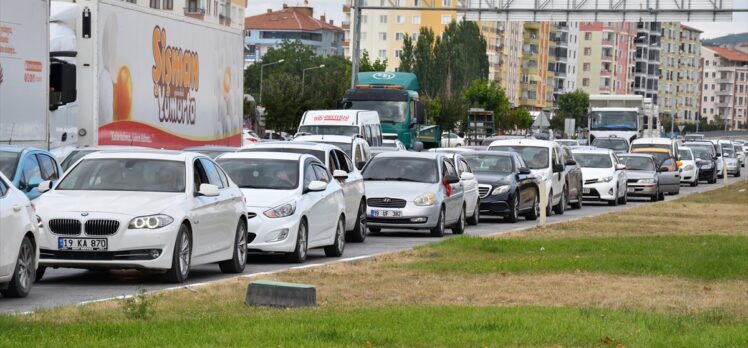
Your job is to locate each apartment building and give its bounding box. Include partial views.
[519,22,554,110]
[576,22,636,95]
[632,22,662,104]
[137,0,246,30]
[244,5,344,64]
[658,23,702,124]
[700,46,748,130]
[482,21,504,83]
[552,22,579,101]
[342,0,457,71]
[498,22,524,106]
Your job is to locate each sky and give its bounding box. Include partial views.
[246,0,748,40]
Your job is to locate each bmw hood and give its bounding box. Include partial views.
[34,190,183,217]
[242,188,299,209]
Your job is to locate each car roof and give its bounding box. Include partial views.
[85,149,198,161]
[632,137,673,145]
[182,145,239,151]
[217,151,303,161]
[71,145,148,151]
[373,151,443,160]
[571,148,613,155]
[618,153,655,159]
[488,139,556,148]
[0,145,38,154]
[462,150,515,157]
[294,135,356,144]
[240,141,337,152]
[632,147,671,154]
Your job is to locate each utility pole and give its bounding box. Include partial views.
[350,0,362,89]
[301,64,325,97]
[259,59,284,106]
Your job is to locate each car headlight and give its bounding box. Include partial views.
[128,214,174,229]
[637,178,655,184]
[596,176,614,183]
[491,185,510,195]
[684,164,695,171]
[700,163,713,169]
[264,202,296,218]
[414,192,437,206]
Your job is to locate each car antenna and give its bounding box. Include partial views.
[7,123,14,144]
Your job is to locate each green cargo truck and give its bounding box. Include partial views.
[343,72,440,150]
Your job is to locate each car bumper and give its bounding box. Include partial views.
[38,222,179,270]
[698,166,715,180]
[625,182,657,196]
[583,182,616,201]
[366,204,442,229]
[478,191,513,216]
[680,168,698,183]
[245,208,301,253]
[726,163,739,174]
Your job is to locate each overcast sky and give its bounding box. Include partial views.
[246,0,748,39]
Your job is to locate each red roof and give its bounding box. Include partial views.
[680,24,703,33]
[707,46,748,63]
[244,6,342,32]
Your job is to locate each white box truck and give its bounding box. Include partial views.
[0,0,50,148]
[587,94,655,144]
[3,0,244,156]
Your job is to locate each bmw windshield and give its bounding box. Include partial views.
[589,111,638,131]
[57,159,186,192]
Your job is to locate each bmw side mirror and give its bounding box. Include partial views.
[518,167,532,175]
[38,180,53,193]
[197,183,220,197]
[306,180,327,192]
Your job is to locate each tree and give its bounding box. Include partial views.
[555,90,589,131]
[413,27,439,98]
[359,50,388,72]
[262,73,302,132]
[513,109,534,130]
[398,35,415,73]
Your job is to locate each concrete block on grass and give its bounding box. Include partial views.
[245,280,316,308]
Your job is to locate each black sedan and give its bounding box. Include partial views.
[463,151,540,222]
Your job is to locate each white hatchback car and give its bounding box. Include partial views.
[33,151,248,283]
[572,148,628,206]
[678,147,700,187]
[240,142,368,243]
[0,173,40,298]
[217,152,347,263]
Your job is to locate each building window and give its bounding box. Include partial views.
[583,78,590,87]
[583,63,590,71]
[703,108,707,114]
[706,60,710,66]
[362,15,368,24]
[441,15,451,24]
[150,0,160,9]
[412,15,421,25]
[380,15,388,24]
[412,32,419,40]
[378,49,387,59]
[704,96,707,102]
[584,32,592,40]
[361,32,367,40]
[443,0,451,6]
[378,32,387,41]
[395,32,405,41]
[395,49,403,58]
[396,15,405,24]
[584,47,591,56]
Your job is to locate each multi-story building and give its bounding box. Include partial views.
[576,22,636,95]
[142,0,246,30]
[519,22,554,110]
[498,22,524,106]
[632,22,661,104]
[552,22,579,101]
[700,46,748,129]
[244,4,344,64]
[481,21,504,83]
[658,23,702,124]
[342,0,457,71]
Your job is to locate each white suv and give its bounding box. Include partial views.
[240,142,368,242]
[489,139,568,216]
[0,173,40,298]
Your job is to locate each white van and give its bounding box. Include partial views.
[294,135,372,170]
[298,110,382,147]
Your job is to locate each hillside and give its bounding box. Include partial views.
[703,32,748,46]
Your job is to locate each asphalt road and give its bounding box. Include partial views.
[2,168,745,313]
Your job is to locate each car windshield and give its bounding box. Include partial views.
[592,138,628,152]
[298,125,359,137]
[363,157,438,183]
[573,153,613,168]
[318,142,353,158]
[488,146,548,170]
[619,156,655,171]
[631,143,672,151]
[0,151,21,179]
[556,140,578,146]
[57,159,185,192]
[61,150,98,171]
[346,100,407,123]
[217,158,298,190]
[678,149,693,161]
[463,154,514,175]
[589,111,638,131]
[689,147,712,160]
[635,151,671,165]
[722,148,735,157]
[381,142,397,148]
[240,148,325,163]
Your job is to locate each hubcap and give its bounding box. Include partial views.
[237,224,246,266]
[359,204,366,237]
[17,242,32,290]
[179,232,190,277]
[513,195,519,218]
[337,221,345,251]
[535,196,540,216]
[299,225,307,259]
[440,210,445,231]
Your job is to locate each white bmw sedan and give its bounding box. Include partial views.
[0,172,40,298]
[217,152,347,263]
[33,151,248,283]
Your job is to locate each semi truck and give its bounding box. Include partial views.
[587,94,658,144]
[342,72,439,150]
[1,0,244,157]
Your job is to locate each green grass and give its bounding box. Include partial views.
[2,306,747,347]
[408,235,748,280]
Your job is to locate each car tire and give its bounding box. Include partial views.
[35,266,46,282]
[545,190,553,216]
[452,205,466,234]
[288,220,309,263]
[346,200,367,243]
[430,207,446,237]
[524,193,539,221]
[324,217,346,257]
[553,188,566,215]
[164,224,191,283]
[690,180,698,187]
[218,220,247,274]
[571,184,583,209]
[735,170,741,177]
[505,192,520,223]
[618,188,627,205]
[651,188,659,202]
[608,188,619,206]
[466,201,480,226]
[658,191,665,201]
[0,237,35,298]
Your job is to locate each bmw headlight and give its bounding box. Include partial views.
[491,185,510,195]
[596,176,614,183]
[637,178,655,184]
[264,202,296,218]
[128,214,174,229]
[414,192,437,206]
[684,164,695,171]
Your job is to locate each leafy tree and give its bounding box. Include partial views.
[262,73,302,131]
[244,40,316,95]
[413,27,439,98]
[359,50,388,72]
[555,90,589,130]
[398,35,415,73]
[513,109,534,130]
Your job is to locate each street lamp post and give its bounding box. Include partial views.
[259,59,285,105]
[301,64,325,97]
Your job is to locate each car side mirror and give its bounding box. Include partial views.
[197,183,220,197]
[445,174,460,184]
[37,180,53,193]
[552,163,564,173]
[333,169,348,180]
[306,180,327,192]
[716,153,721,157]
[518,167,532,175]
[615,164,626,171]
[565,159,577,166]
[356,161,367,170]
[460,172,474,181]
[27,177,43,189]
[658,166,669,173]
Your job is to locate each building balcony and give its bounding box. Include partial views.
[715,100,732,108]
[716,89,733,96]
[183,7,205,20]
[715,78,733,84]
[601,55,613,62]
[599,86,611,93]
[600,70,612,77]
[601,40,613,46]
[342,21,350,30]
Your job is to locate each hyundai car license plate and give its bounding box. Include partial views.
[370,210,402,218]
[582,188,591,194]
[58,238,108,251]
[627,187,636,193]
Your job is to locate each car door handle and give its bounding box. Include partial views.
[12,205,22,212]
